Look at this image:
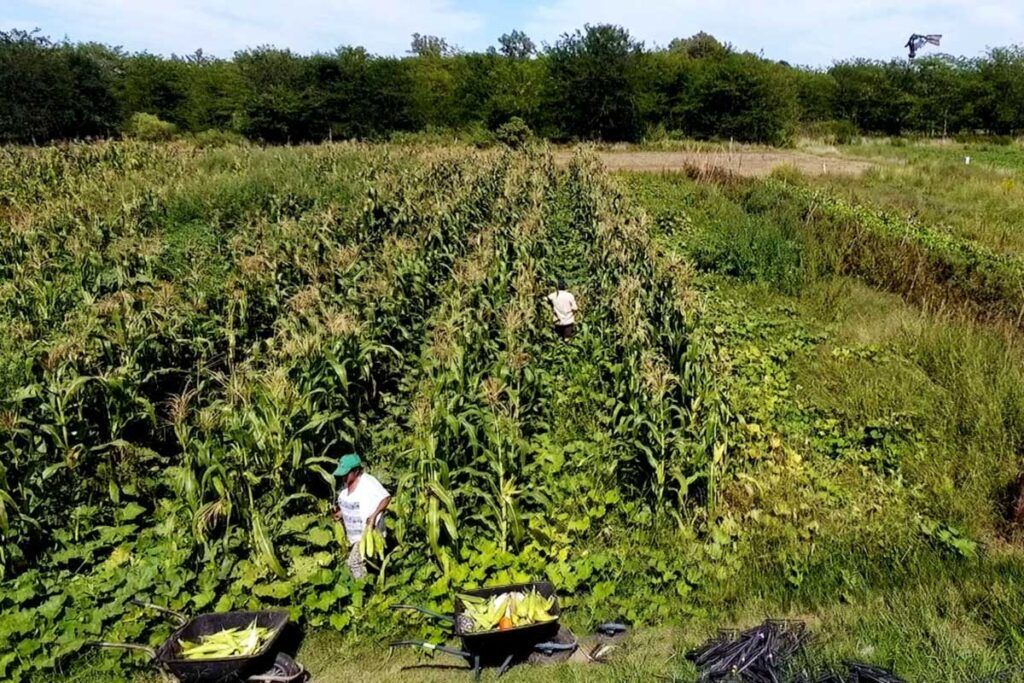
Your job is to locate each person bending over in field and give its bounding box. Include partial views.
[331,453,391,579]
[546,279,578,342]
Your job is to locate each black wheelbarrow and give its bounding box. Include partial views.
[95,600,303,683]
[390,581,577,679]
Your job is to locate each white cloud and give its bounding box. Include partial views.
[12,0,484,56]
[523,0,1024,64]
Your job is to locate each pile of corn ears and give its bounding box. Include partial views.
[177,621,271,660]
[359,527,385,561]
[459,589,556,633]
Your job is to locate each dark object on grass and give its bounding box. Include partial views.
[94,600,298,682]
[687,619,809,681]
[905,34,941,59]
[527,625,579,664]
[688,620,911,683]
[597,622,629,636]
[245,653,306,683]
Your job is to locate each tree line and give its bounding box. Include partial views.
[3,25,1024,145]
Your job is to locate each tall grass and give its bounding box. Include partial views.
[841,137,1024,172]
[623,168,1024,680]
[623,171,1024,532]
[791,281,1024,533]
[821,141,1024,254]
[621,167,1024,328]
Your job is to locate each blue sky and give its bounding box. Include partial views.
[4,0,1022,66]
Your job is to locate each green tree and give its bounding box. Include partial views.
[64,42,121,137]
[829,60,910,134]
[975,47,1024,134]
[908,56,976,135]
[363,57,419,136]
[669,32,731,59]
[483,54,545,130]
[494,116,532,147]
[234,47,317,141]
[117,53,189,125]
[793,69,837,123]
[406,50,459,129]
[311,48,417,138]
[679,53,798,145]
[9,26,1024,143]
[497,30,535,59]
[545,24,644,141]
[179,57,243,132]
[447,53,497,128]
[124,112,177,140]
[626,49,676,135]
[409,33,455,57]
[0,30,120,142]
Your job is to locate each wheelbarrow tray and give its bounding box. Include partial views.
[155,610,290,683]
[455,582,561,660]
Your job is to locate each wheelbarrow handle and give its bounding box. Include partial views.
[391,604,455,624]
[130,598,189,626]
[597,622,629,636]
[389,639,471,659]
[534,641,577,655]
[93,642,159,659]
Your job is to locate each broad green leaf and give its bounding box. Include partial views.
[193,591,216,610]
[118,502,145,521]
[307,527,333,547]
[253,581,293,599]
[282,514,317,534]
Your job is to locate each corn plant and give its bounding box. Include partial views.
[0,142,742,682]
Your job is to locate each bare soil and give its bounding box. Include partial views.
[556,150,876,177]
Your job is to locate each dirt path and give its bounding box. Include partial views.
[556,149,876,177]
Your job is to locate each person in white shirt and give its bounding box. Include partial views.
[546,279,579,342]
[331,453,391,579]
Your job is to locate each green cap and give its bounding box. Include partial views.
[333,453,362,477]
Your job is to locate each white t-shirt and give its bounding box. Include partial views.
[336,473,390,544]
[547,290,578,326]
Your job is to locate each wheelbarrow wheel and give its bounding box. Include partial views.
[246,652,306,683]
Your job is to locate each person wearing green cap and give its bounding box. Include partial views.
[331,453,391,579]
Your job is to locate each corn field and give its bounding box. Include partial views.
[0,142,738,680]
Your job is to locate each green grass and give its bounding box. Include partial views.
[812,162,1024,256]
[623,162,1024,326]
[623,169,1024,537]
[616,169,1024,681]
[813,140,1024,256]
[790,279,1024,530]
[840,137,1024,172]
[138,551,1013,683]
